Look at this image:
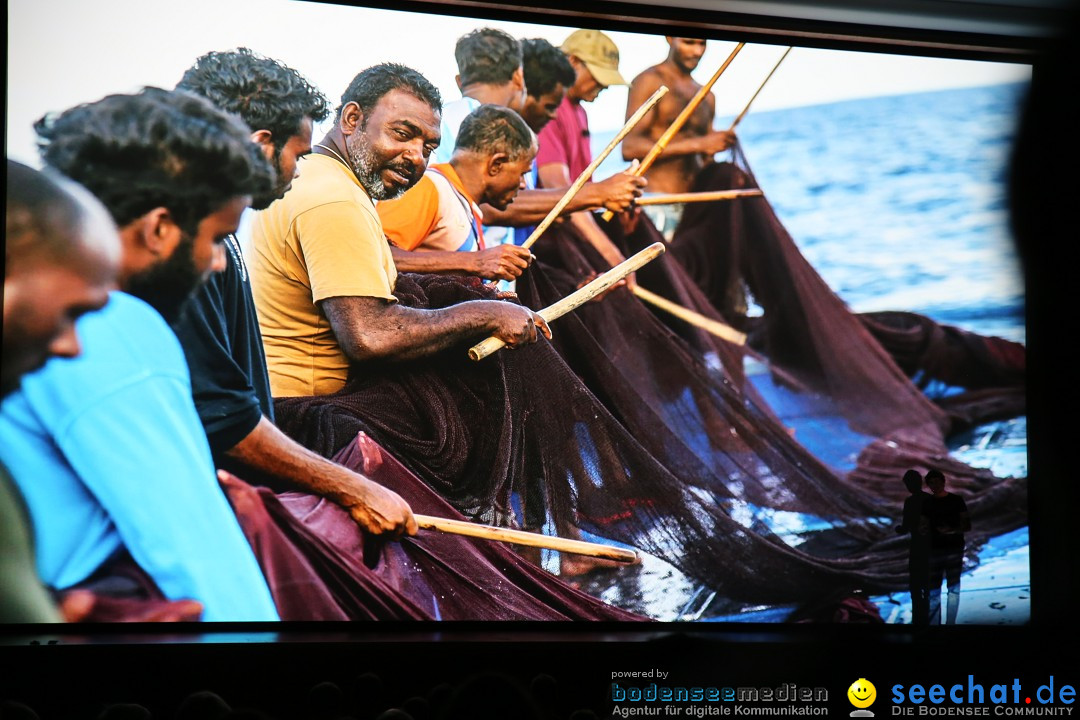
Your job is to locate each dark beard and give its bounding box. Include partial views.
[250,146,288,210]
[347,133,414,201]
[126,234,202,325]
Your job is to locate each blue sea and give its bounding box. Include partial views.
[593,82,1028,342]
[580,83,1031,623]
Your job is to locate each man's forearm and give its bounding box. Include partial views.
[225,416,417,538]
[623,133,708,160]
[390,246,478,275]
[322,296,512,363]
[481,186,605,227]
[224,416,359,503]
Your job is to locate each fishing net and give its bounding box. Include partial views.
[275,277,913,607]
[221,435,644,621]
[668,147,1025,439]
[271,145,1026,613]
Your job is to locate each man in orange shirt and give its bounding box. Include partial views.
[377,104,537,282]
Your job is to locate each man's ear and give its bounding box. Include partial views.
[512,66,525,92]
[487,152,509,176]
[139,208,181,256]
[250,129,276,163]
[340,101,365,136]
[455,74,463,91]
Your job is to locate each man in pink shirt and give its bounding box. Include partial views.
[536,29,643,285]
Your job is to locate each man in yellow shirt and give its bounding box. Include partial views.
[251,63,549,398]
[377,104,537,281]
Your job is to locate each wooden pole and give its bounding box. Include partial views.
[632,285,747,345]
[469,242,666,361]
[728,46,792,131]
[415,514,640,563]
[601,41,745,222]
[520,86,668,251]
[634,189,763,206]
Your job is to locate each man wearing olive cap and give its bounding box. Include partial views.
[536,28,642,289]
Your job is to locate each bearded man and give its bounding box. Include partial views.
[251,62,549,399]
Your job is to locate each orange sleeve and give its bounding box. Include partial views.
[376,176,440,251]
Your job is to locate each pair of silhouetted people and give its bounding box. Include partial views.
[898,469,971,625]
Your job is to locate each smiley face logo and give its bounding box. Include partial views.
[848,679,877,709]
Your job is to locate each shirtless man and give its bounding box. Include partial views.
[622,38,736,237]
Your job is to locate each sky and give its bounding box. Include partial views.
[7,0,1032,168]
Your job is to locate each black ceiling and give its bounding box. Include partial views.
[327,0,1077,61]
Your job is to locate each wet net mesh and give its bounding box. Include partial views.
[272,146,1026,611]
[220,434,644,621]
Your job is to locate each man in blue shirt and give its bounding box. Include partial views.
[2,160,120,623]
[0,88,281,622]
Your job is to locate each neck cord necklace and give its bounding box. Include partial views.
[314,142,350,168]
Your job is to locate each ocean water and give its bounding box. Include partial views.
[579,83,1030,623]
[593,82,1029,342]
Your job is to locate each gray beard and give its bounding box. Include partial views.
[347,135,407,201]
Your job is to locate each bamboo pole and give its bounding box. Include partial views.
[632,285,747,345]
[601,41,745,222]
[634,189,763,206]
[520,85,668,251]
[469,242,666,361]
[415,514,639,563]
[727,46,792,131]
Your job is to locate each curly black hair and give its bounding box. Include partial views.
[337,63,442,122]
[34,87,275,235]
[522,37,575,99]
[176,47,329,153]
[456,104,535,161]
[455,28,522,87]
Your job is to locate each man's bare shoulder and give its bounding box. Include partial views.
[630,64,666,89]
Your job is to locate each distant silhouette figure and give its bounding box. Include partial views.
[400,696,430,720]
[436,672,543,720]
[924,470,971,624]
[896,469,931,625]
[349,672,387,720]
[307,680,346,720]
[95,703,153,720]
[174,690,231,720]
[1,700,42,720]
[569,711,600,720]
[224,709,276,720]
[374,710,414,720]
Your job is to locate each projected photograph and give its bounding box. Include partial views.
[4,0,1029,625]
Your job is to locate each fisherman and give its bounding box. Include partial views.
[474,36,647,263]
[924,469,971,625]
[2,160,119,623]
[250,62,550,399]
[431,28,527,166]
[895,469,932,626]
[0,88,281,622]
[622,37,736,239]
[518,37,576,135]
[376,104,538,279]
[395,31,641,279]
[536,29,638,282]
[172,47,416,538]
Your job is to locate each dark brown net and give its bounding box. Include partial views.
[275,277,921,606]
[221,435,644,621]
[270,146,1025,611]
